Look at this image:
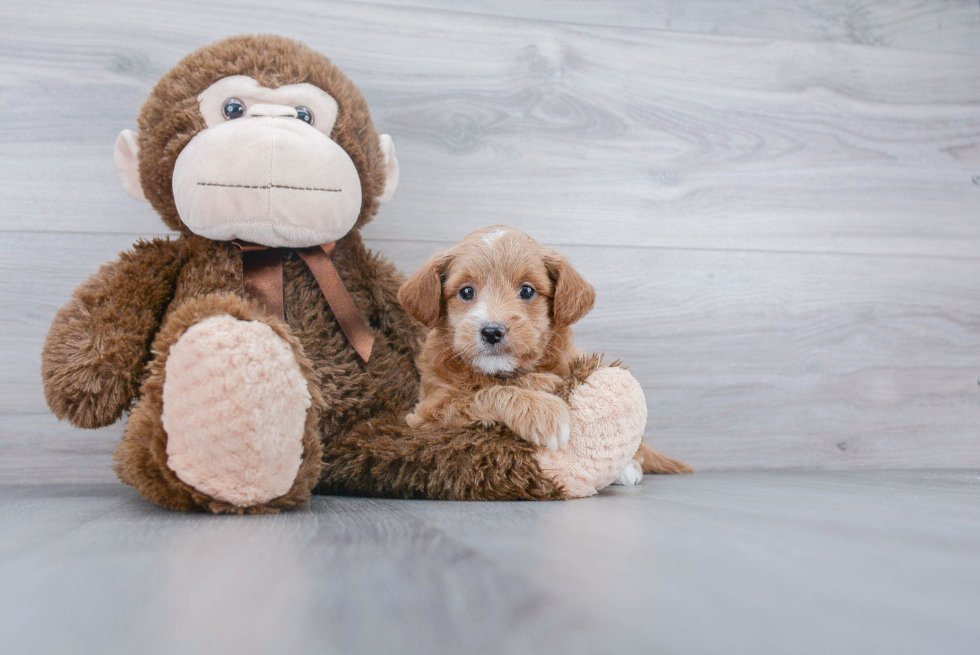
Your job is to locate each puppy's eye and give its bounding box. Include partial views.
[222,98,246,120]
[458,286,476,301]
[295,106,313,124]
[519,284,536,300]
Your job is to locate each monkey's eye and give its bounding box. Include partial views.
[222,98,246,120]
[519,284,536,300]
[295,106,314,124]
[458,286,476,302]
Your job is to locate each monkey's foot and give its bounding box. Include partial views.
[162,315,312,507]
[536,366,647,498]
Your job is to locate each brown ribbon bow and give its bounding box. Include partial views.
[233,241,374,363]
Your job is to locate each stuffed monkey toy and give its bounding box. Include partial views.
[41,35,687,514]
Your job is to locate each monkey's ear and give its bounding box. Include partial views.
[114,129,147,202]
[545,251,596,328]
[398,253,449,327]
[377,134,399,204]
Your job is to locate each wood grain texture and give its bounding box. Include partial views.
[352,0,980,55]
[1,0,979,480]
[3,233,978,479]
[1,1,979,257]
[0,416,120,485]
[1,472,979,654]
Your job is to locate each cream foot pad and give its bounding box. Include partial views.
[163,315,311,506]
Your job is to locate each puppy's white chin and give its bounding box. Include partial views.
[472,353,516,376]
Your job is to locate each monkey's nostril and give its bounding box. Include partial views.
[480,324,507,346]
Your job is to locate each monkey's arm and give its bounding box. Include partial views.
[42,238,185,428]
[317,417,565,501]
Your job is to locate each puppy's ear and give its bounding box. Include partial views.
[545,251,596,328]
[399,253,450,327]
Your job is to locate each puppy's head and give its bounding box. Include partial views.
[399,226,595,376]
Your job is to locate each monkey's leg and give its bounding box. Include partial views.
[316,356,665,501]
[317,418,566,501]
[537,354,693,497]
[549,355,693,494]
[523,355,643,497]
[113,293,324,514]
[316,354,689,502]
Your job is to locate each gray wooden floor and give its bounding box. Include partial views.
[1,471,978,655]
[1,0,979,481]
[3,6,978,653]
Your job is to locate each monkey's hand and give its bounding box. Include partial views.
[42,238,184,428]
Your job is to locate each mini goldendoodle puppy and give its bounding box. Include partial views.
[398,225,692,482]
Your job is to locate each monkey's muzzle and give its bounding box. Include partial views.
[172,116,363,248]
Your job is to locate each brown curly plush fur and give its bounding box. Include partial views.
[41,239,184,428]
[318,421,565,501]
[41,35,578,513]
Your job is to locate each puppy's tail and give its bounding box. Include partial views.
[636,442,695,474]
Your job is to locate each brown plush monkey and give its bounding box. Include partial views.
[41,35,683,514]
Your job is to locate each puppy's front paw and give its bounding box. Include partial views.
[405,411,423,429]
[515,393,571,451]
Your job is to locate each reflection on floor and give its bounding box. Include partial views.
[1,470,978,655]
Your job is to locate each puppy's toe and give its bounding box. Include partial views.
[524,395,573,450]
[542,406,571,451]
[612,458,644,486]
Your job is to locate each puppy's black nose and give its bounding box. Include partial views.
[480,323,507,345]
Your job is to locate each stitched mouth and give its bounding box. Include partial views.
[197,182,341,192]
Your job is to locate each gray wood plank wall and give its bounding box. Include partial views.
[1,0,978,483]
